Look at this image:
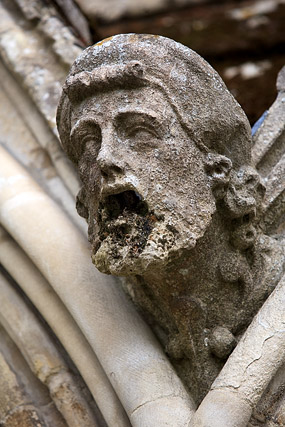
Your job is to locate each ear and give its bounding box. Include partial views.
[204,153,232,199]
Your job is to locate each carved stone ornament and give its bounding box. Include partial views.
[57,33,285,422]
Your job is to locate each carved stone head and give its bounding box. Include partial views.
[57,34,253,277]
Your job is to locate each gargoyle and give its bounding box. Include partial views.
[57,33,285,412]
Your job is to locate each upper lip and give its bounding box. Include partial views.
[100,182,139,200]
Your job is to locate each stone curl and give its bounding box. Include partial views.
[204,153,265,250]
[224,166,265,250]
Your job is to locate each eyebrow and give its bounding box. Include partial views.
[70,117,100,140]
[71,110,166,137]
[114,111,165,131]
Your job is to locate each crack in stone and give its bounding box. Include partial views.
[130,393,184,416]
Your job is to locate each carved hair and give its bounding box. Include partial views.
[204,152,264,250]
[224,166,265,250]
[57,33,252,168]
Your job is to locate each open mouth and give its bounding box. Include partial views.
[101,190,149,220]
[96,190,158,256]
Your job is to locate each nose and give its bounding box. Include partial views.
[96,132,124,179]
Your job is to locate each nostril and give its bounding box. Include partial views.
[112,165,123,174]
[101,170,108,179]
[100,164,123,180]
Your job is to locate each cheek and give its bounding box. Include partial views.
[130,155,166,186]
[174,145,204,175]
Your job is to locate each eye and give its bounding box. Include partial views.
[70,123,101,162]
[123,122,161,151]
[81,133,101,159]
[79,134,101,160]
[126,125,158,139]
[81,133,98,147]
[115,113,163,151]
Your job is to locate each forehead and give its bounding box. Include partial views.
[71,86,176,125]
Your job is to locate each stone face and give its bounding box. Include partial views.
[57,33,285,404]
[69,85,216,276]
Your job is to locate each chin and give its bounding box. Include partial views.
[91,221,198,277]
[91,237,172,276]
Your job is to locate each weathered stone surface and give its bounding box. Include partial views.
[0,0,83,198]
[0,226,127,427]
[0,323,66,427]
[0,272,100,427]
[52,0,91,45]
[0,0,80,133]
[57,33,285,409]
[0,58,84,229]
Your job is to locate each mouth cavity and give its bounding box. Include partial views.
[96,190,158,255]
[101,190,149,220]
